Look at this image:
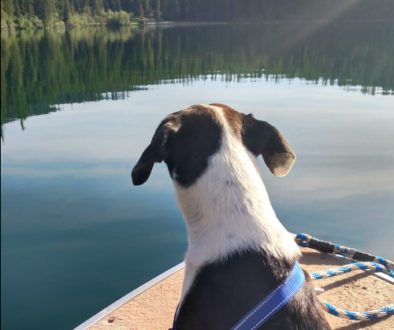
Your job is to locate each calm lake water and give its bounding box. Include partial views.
[1,21,394,330]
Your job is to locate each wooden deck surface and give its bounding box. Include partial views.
[88,247,393,330]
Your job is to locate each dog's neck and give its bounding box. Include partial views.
[174,110,300,300]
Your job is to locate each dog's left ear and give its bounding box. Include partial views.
[242,115,296,177]
[132,121,175,185]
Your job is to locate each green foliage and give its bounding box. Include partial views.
[1,8,14,30]
[2,0,14,17]
[34,0,56,26]
[107,10,132,26]
[2,0,393,31]
[67,12,103,27]
[14,15,44,29]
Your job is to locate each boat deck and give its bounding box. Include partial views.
[83,247,393,330]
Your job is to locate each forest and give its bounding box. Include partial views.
[2,0,394,30]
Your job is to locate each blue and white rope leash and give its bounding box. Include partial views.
[296,233,394,321]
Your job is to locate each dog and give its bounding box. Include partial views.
[132,104,330,329]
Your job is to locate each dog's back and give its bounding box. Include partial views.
[175,251,329,329]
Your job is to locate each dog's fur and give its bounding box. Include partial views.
[132,104,330,329]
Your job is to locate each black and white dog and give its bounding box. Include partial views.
[132,104,330,329]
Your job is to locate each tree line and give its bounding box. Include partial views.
[1,0,164,28]
[2,0,394,29]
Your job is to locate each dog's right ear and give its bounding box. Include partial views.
[242,115,296,177]
[132,121,175,185]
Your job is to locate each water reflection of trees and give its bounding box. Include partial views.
[1,22,393,126]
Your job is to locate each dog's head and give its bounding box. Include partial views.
[132,104,295,187]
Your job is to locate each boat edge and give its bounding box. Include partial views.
[74,262,185,330]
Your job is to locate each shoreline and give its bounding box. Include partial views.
[2,17,393,34]
[0,19,173,33]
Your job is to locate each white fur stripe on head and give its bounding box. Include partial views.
[175,104,300,301]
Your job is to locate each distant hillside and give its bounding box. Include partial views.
[1,0,394,30]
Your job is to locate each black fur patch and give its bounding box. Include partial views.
[164,106,222,187]
[175,251,330,330]
[132,105,222,187]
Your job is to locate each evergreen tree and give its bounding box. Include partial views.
[138,0,144,18]
[34,0,55,26]
[3,0,15,16]
[155,0,161,19]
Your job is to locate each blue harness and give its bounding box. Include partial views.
[173,261,305,330]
